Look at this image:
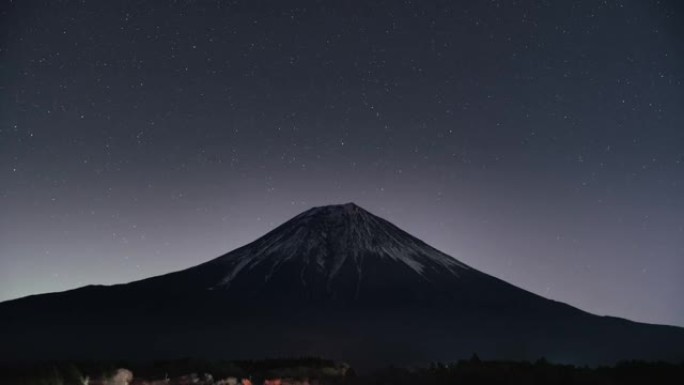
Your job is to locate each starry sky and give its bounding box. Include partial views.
[1,0,683,327]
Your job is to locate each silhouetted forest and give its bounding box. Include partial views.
[2,356,683,385]
[354,356,684,385]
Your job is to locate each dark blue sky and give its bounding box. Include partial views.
[1,0,683,326]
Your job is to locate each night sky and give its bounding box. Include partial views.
[1,1,683,327]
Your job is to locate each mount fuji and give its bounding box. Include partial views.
[1,203,683,367]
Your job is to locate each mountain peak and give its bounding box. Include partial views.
[301,202,367,217]
[206,203,469,293]
[336,202,362,210]
[287,202,378,228]
[4,204,684,367]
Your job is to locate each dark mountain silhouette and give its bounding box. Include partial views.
[1,203,683,368]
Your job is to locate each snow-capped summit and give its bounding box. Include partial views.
[202,202,468,298]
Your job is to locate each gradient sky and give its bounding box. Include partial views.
[1,0,683,327]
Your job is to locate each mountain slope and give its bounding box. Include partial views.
[1,203,683,367]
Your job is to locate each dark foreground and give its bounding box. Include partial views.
[2,357,684,385]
